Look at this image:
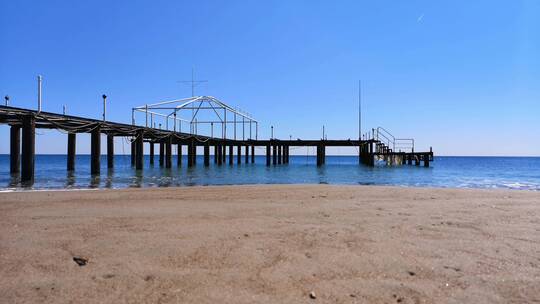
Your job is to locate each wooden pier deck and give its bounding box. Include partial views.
[1,105,434,186]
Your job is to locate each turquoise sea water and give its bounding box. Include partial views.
[0,155,539,191]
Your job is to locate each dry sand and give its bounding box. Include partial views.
[0,185,539,303]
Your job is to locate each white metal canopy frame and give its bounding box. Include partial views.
[132,96,258,140]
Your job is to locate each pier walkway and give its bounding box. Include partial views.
[1,105,434,185]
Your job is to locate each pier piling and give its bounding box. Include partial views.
[245,145,249,164]
[165,137,172,168]
[149,142,154,165]
[21,115,35,184]
[159,142,164,167]
[177,144,182,167]
[278,145,282,164]
[204,144,210,166]
[67,133,76,171]
[251,145,255,163]
[272,144,277,165]
[107,134,114,169]
[90,126,100,175]
[266,144,271,166]
[229,145,233,165]
[237,145,241,164]
[10,125,20,174]
[130,140,136,166]
[135,130,143,170]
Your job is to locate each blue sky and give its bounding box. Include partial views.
[1,0,539,156]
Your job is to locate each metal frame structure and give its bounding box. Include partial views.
[132,96,258,140]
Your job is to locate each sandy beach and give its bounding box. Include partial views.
[0,185,539,303]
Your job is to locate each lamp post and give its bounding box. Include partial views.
[4,95,9,106]
[271,126,274,139]
[102,94,107,121]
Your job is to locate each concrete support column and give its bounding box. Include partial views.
[229,145,234,165]
[135,130,143,170]
[90,126,101,175]
[107,134,114,169]
[188,141,194,167]
[130,140,136,166]
[165,137,172,168]
[214,145,218,164]
[67,133,76,171]
[204,144,210,167]
[237,145,241,164]
[217,144,223,165]
[21,115,35,184]
[278,145,282,164]
[177,144,182,167]
[159,142,165,167]
[266,144,271,166]
[149,142,154,165]
[251,145,255,163]
[245,145,249,164]
[272,144,277,165]
[10,126,20,174]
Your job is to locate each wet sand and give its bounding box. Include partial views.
[0,185,539,303]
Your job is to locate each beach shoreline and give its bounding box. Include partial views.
[1,185,539,303]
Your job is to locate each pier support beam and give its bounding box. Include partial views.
[107,134,114,169]
[266,144,271,166]
[67,132,76,171]
[21,115,35,184]
[237,145,241,164]
[251,145,255,163]
[90,126,101,175]
[217,144,222,165]
[424,154,430,167]
[214,145,219,164]
[10,126,20,174]
[222,145,226,163]
[204,144,210,166]
[131,140,136,166]
[159,142,164,167]
[272,144,277,165]
[149,142,154,165]
[245,145,249,164]
[165,137,172,168]
[177,144,182,167]
[188,141,194,167]
[193,144,197,165]
[229,145,234,165]
[135,130,143,170]
[317,144,326,166]
[278,145,282,164]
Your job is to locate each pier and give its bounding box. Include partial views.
[1,98,433,186]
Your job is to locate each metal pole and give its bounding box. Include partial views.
[132,108,135,125]
[145,104,148,127]
[359,80,362,141]
[102,94,107,121]
[37,75,42,112]
[4,95,9,106]
[211,122,214,138]
[63,105,66,115]
[271,126,274,139]
[173,112,177,132]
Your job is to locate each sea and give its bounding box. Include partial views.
[0,155,539,191]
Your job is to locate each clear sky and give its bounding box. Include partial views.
[1,0,539,156]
